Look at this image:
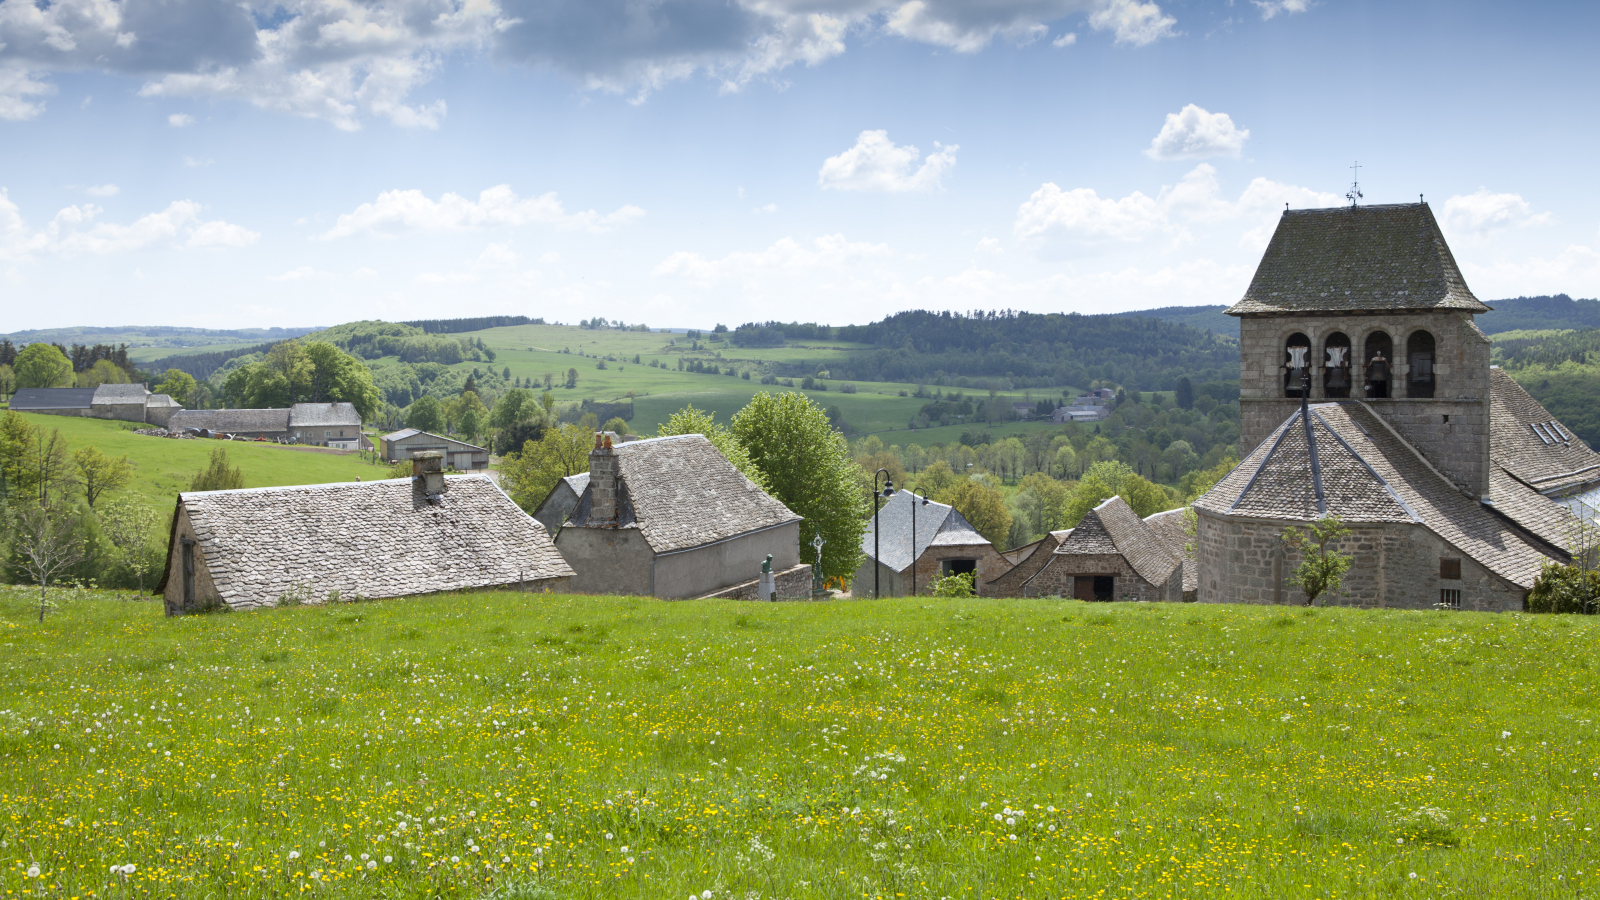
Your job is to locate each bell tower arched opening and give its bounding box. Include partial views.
[1283,332,1311,399]
[1364,332,1393,399]
[1407,331,1436,399]
[1323,332,1352,399]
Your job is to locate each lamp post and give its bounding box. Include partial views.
[910,490,929,596]
[873,468,894,599]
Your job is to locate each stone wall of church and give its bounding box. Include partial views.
[1237,309,1492,496]
[1195,509,1526,612]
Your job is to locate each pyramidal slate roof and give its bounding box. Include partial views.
[1195,401,1559,588]
[1228,203,1489,316]
[566,434,800,553]
[1054,496,1181,586]
[1488,367,1600,495]
[156,475,572,609]
[859,489,988,572]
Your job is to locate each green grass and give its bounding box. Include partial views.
[8,412,387,517]
[2,589,1595,899]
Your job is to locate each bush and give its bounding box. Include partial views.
[190,448,245,492]
[1527,562,1600,614]
[840,383,857,394]
[930,572,975,597]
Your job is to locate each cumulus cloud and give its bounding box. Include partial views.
[1253,0,1309,20]
[1052,32,1077,47]
[1441,188,1550,236]
[1014,163,1338,248]
[0,189,259,259]
[319,184,644,239]
[1146,104,1249,160]
[1088,0,1177,45]
[168,113,195,127]
[818,130,958,192]
[0,0,1181,128]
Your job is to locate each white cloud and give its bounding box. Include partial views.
[475,242,519,267]
[818,130,958,193]
[319,185,645,239]
[0,190,257,259]
[1253,0,1310,20]
[168,113,196,127]
[1146,104,1249,160]
[1014,163,1339,248]
[1441,188,1551,236]
[268,266,335,281]
[0,67,55,120]
[654,234,895,288]
[884,1,1046,52]
[84,184,120,197]
[976,236,1003,253]
[753,203,779,214]
[1088,0,1177,46]
[1052,32,1078,47]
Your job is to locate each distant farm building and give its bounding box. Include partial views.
[380,428,490,471]
[169,402,363,447]
[989,496,1183,601]
[10,384,181,427]
[156,453,571,614]
[852,490,1006,597]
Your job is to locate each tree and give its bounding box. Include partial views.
[658,405,769,492]
[154,369,197,405]
[940,478,1012,547]
[500,424,593,513]
[912,459,959,499]
[1180,454,1239,503]
[13,343,73,389]
[730,392,865,581]
[1060,472,1115,528]
[10,500,86,622]
[407,395,444,433]
[0,363,13,400]
[1176,376,1195,410]
[602,416,630,435]
[76,358,130,388]
[565,368,579,389]
[1014,472,1071,535]
[74,446,132,507]
[16,425,73,506]
[99,498,159,592]
[190,448,245,492]
[1281,515,1353,606]
[446,391,488,444]
[302,341,382,421]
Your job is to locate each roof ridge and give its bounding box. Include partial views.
[1307,406,1421,523]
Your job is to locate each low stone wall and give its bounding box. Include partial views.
[696,564,816,601]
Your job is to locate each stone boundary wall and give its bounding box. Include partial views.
[695,564,816,601]
[1195,508,1525,612]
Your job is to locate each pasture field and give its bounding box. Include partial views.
[1,589,1594,899]
[4,412,385,518]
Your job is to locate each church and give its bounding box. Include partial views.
[1194,201,1598,611]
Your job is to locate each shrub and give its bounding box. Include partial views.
[1527,562,1600,614]
[840,383,857,394]
[190,448,245,492]
[929,572,975,598]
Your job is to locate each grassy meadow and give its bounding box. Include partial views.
[1,589,1594,899]
[5,412,386,518]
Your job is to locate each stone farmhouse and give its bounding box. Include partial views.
[554,433,811,599]
[1195,201,1587,611]
[990,496,1183,601]
[156,452,571,614]
[851,490,1006,597]
[169,402,363,447]
[10,384,181,427]
[984,527,1073,597]
[380,428,490,471]
[533,473,588,534]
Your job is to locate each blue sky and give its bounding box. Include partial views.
[2,0,1597,330]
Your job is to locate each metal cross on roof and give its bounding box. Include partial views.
[1346,161,1363,207]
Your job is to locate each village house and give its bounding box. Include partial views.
[851,490,1006,597]
[533,473,588,534]
[982,527,1072,597]
[553,433,811,599]
[1196,201,1583,610]
[10,383,182,427]
[989,496,1183,601]
[169,402,363,447]
[155,452,571,614]
[380,427,490,471]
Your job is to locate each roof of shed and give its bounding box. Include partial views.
[1054,496,1181,586]
[1195,401,1558,588]
[566,434,801,554]
[377,428,485,452]
[859,489,989,572]
[9,387,95,410]
[157,475,572,608]
[1228,203,1489,316]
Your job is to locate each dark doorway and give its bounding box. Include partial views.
[942,559,976,577]
[1093,575,1115,600]
[1364,332,1393,399]
[1323,332,1352,398]
[181,538,196,611]
[1075,575,1115,601]
[1283,333,1311,398]
[1407,331,1435,398]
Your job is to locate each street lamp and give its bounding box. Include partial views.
[873,468,894,599]
[910,490,929,596]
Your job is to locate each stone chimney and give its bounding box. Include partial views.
[412,451,448,503]
[588,432,619,525]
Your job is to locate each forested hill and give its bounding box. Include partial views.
[1106,295,1600,338]
[741,310,1239,392]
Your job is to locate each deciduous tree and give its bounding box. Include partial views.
[74,446,132,507]
[1281,515,1353,606]
[154,369,197,406]
[406,395,444,433]
[939,478,1012,547]
[190,448,245,492]
[11,500,85,621]
[13,343,72,389]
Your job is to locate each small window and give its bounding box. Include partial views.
[1531,423,1553,445]
[1439,589,1462,610]
[325,430,331,438]
[1440,558,1461,580]
[1550,422,1571,442]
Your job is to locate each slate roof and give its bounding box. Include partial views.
[566,434,801,554]
[1487,466,1578,557]
[984,528,1071,596]
[1228,203,1490,316]
[156,475,572,609]
[1488,368,1600,495]
[169,408,292,434]
[380,428,486,452]
[9,387,95,410]
[1143,507,1198,592]
[91,383,151,404]
[1195,401,1558,588]
[289,402,363,428]
[146,394,181,408]
[1054,496,1181,586]
[859,489,989,572]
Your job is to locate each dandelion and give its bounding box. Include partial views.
[1409,873,1417,879]
[384,856,392,863]
[26,865,40,878]
[450,856,460,863]
[703,891,714,899]
[288,851,300,860]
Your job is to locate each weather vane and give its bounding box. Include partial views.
[1345,161,1363,207]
